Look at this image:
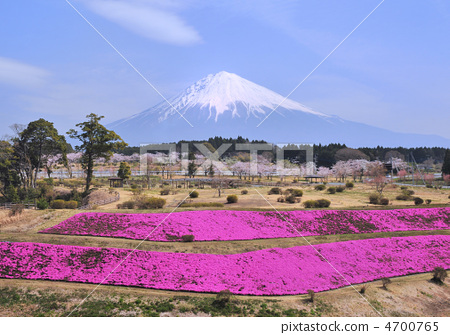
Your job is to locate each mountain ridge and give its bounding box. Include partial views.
[108,71,450,148]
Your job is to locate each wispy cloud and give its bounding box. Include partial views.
[79,0,202,46]
[0,57,50,88]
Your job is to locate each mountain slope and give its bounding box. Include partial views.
[108,71,450,147]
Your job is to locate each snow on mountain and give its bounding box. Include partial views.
[108,71,450,147]
[166,71,327,121]
[111,71,328,126]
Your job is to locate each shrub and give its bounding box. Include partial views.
[268,187,282,195]
[180,202,224,208]
[51,199,66,209]
[396,194,409,201]
[277,196,285,203]
[226,195,238,203]
[215,289,233,307]
[381,277,392,290]
[285,194,301,204]
[345,182,354,189]
[71,189,82,203]
[43,178,54,186]
[160,188,170,196]
[425,199,432,205]
[189,191,199,198]
[403,189,415,196]
[307,289,315,303]
[303,200,317,208]
[241,189,248,195]
[181,234,195,242]
[316,199,331,208]
[369,193,380,204]
[400,186,408,190]
[379,198,389,206]
[65,200,78,209]
[36,198,49,210]
[288,189,303,197]
[292,179,298,183]
[9,204,24,216]
[336,186,345,193]
[414,197,424,205]
[119,200,135,209]
[314,184,326,191]
[142,197,166,209]
[131,188,142,196]
[327,187,336,194]
[432,267,448,284]
[426,184,433,189]
[359,284,369,294]
[303,199,330,208]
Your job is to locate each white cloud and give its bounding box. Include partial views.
[0,57,50,88]
[80,0,202,46]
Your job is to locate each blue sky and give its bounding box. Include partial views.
[1,0,449,140]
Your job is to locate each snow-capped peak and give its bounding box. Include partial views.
[160,71,328,122]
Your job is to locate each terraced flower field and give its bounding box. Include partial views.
[1,235,448,295]
[39,208,450,242]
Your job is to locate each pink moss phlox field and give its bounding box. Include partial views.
[39,208,450,242]
[0,235,448,295]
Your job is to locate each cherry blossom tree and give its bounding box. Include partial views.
[423,173,435,186]
[397,170,408,180]
[332,161,352,182]
[317,166,332,181]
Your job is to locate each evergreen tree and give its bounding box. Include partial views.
[187,161,197,178]
[14,119,68,188]
[68,114,127,193]
[442,149,450,176]
[117,162,131,181]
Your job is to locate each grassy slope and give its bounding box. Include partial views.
[1,273,448,317]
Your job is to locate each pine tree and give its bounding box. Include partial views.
[68,114,127,193]
[117,162,131,181]
[442,149,450,176]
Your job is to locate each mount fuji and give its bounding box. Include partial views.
[108,71,450,147]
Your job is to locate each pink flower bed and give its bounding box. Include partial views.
[39,208,450,242]
[0,235,448,295]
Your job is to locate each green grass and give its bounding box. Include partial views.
[0,287,334,317]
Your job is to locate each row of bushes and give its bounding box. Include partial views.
[180,202,224,208]
[315,182,354,192]
[303,199,331,208]
[268,188,303,197]
[326,186,346,194]
[117,196,166,209]
[37,199,79,210]
[396,187,432,205]
[368,194,390,206]
[369,194,431,206]
[277,195,301,203]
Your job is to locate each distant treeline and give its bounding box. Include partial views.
[113,137,448,167]
[314,144,447,167]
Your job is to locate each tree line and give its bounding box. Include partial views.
[115,140,448,167]
[0,114,126,202]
